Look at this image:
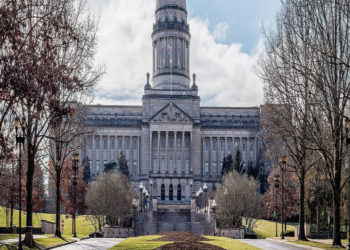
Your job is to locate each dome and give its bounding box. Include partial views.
[156,0,186,11]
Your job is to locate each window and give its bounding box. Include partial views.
[205,162,209,174]
[205,140,209,152]
[220,141,224,151]
[243,141,247,152]
[125,139,130,150]
[96,161,100,173]
[213,140,217,151]
[169,184,174,201]
[234,141,239,150]
[177,137,181,148]
[170,159,173,172]
[153,138,158,148]
[119,139,123,150]
[185,137,190,148]
[169,137,174,148]
[213,162,217,174]
[161,158,165,171]
[177,184,181,201]
[250,141,254,152]
[228,141,232,152]
[133,139,137,150]
[185,160,189,172]
[153,159,158,169]
[161,136,166,148]
[161,184,165,201]
[111,138,115,150]
[88,138,92,150]
[103,138,107,150]
[133,161,137,176]
[96,138,100,150]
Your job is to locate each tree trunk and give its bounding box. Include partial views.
[317,197,320,233]
[10,194,14,228]
[298,168,307,240]
[55,170,62,238]
[332,157,342,246]
[24,142,35,246]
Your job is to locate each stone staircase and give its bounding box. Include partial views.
[135,210,214,236]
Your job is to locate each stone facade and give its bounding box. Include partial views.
[81,0,261,206]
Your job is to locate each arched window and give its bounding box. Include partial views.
[169,184,173,201]
[161,184,165,201]
[177,184,181,201]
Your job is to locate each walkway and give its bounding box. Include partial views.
[240,239,321,250]
[53,238,125,250]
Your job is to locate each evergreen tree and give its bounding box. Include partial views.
[104,162,117,173]
[117,151,129,177]
[221,154,233,177]
[232,150,244,174]
[83,157,91,184]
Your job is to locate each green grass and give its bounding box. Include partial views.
[253,219,295,238]
[204,236,260,250]
[110,235,172,250]
[290,240,349,250]
[0,235,18,241]
[0,237,73,250]
[0,206,94,238]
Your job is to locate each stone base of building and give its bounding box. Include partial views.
[216,228,245,239]
[103,227,135,238]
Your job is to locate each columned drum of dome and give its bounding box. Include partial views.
[152,0,191,90]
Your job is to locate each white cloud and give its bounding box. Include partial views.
[89,0,264,107]
[213,22,229,42]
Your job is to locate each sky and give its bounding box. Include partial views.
[87,0,281,107]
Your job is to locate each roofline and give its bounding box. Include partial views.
[87,105,143,108]
[200,106,260,110]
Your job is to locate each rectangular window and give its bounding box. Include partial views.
[177,137,181,148]
[205,162,209,174]
[185,160,189,171]
[133,161,137,176]
[96,138,100,150]
[153,158,158,169]
[111,138,115,150]
[169,137,174,148]
[250,141,254,152]
[88,138,92,150]
[96,161,100,173]
[243,141,247,152]
[185,137,190,148]
[126,139,130,150]
[161,136,166,148]
[213,162,217,173]
[153,138,158,148]
[103,138,107,150]
[119,139,123,150]
[228,141,232,152]
[220,141,224,151]
[170,159,173,169]
[161,158,165,171]
[205,140,209,152]
[234,141,239,150]
[213,140,217,151]
[133,139,137,150]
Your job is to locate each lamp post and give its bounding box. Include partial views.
[132,198,138,237]
[72,153,79,238]
[212,199,217,236]
[139,183,144,212]
[280,156,287,240]
[274,174,280,238]
[14,117,26,250]
[203,183,208,213]
[345,119,350,249]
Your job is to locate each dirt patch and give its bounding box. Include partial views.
[153,232,209,242]
[155,241,225,250]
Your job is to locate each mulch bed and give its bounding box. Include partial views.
[153,232,225,250]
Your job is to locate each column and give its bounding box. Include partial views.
[138,136,141,177]
[216,137,219,177]
[150,131,153,173]
[209,137,212,177]
[100,136,103,174]
[92,136,95,174]
[157,131,160,173]
[224,137,227,157]
[202,137,205,177]
[166,131,169,173]
[122,136,125,151]
[107,136,110,162]
[182,131,185,174]
[190,132,193,174]
[174,131,177,173]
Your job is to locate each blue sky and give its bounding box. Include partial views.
[188,0,281,53]
[91,0,282,106]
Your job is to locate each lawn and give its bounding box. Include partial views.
[204,236,260,250]
[110,235,260,250]
[290,240,349,250]
[110,235,173,250]
[0,206,94,238]
[0,236,73,250]
[0,235,18,241]
[253,219,295,238]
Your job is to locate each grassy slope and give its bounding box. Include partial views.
[0,207,94,238]
[291,240,349,250]
[204,236,260,250]
[0,237,73,250]
[110,235,173,250]
[254,220,295,238]
[0,235,18,241]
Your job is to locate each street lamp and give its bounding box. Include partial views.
[14,117,26,250]
[139,183,144,212]
[203,183,208,213]
[212,199,217,236]
[72,153,79,238]
[132,198,138,237]
[274,174,280,238]
[280,156,287,240]
[345,119,350,249]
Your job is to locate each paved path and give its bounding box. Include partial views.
[240,239,320,250]
[53,238,125,250]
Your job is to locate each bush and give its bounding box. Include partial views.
[244,233,258,239]
[281,230,294,237]
[89,232,103,238]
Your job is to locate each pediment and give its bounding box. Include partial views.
[151,103,192,123]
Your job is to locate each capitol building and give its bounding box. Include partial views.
[81,0,261,208]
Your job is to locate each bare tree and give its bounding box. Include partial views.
[86,172,135,228]
[260,0,350,245]
[215,172,263,230]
